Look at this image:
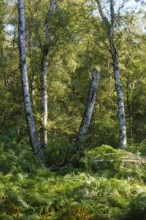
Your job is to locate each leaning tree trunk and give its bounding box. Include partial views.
[41,0,56,147]
[109,0,126,149]
[96,0,127,149]
[110,40,127,149]
[18,0,44,159]
[75,69,100,151]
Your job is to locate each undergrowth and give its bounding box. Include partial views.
[0,135,146,219]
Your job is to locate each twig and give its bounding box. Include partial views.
[49,160,65,171]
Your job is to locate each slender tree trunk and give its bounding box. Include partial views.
[125,58,133,139]
[75,69,100,151]
[41,0,56,147]
[18,0,44,159]
[96,0,127,149]
[110,42,127,149]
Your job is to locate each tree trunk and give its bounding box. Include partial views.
[18,0,44,159]
[75,69,100,151]
[41,0,56,147]
[110,43,127,149]
[96,0,127,149]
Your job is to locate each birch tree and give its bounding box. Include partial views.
[75,68,100,151]
[41,0,56,147]
[18,0,44,159]
[95,0,127,149]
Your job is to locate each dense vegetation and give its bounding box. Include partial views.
[1,0,146,219]
[1,136,146,219]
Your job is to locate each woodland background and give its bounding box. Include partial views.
[1,0,146,219]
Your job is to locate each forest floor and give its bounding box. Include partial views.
[0,139,146,220]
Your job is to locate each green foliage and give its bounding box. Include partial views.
[0,141,146,219]
[128,140,146,156]
[82,145,146,180]
[1,0,146,219]
[44,134,73,168]
[123,192,146,220]
[2,0,146,149]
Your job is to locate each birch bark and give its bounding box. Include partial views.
[96,0,127,149]
[75,69,100,151]
[41,0,56,147]
[18,0,44,159]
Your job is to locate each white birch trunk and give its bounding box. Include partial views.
[41,0,56,147]
[96,0,127,149]
[18,0,44,159]
[110,45,127,149]
[75,69,100,150]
